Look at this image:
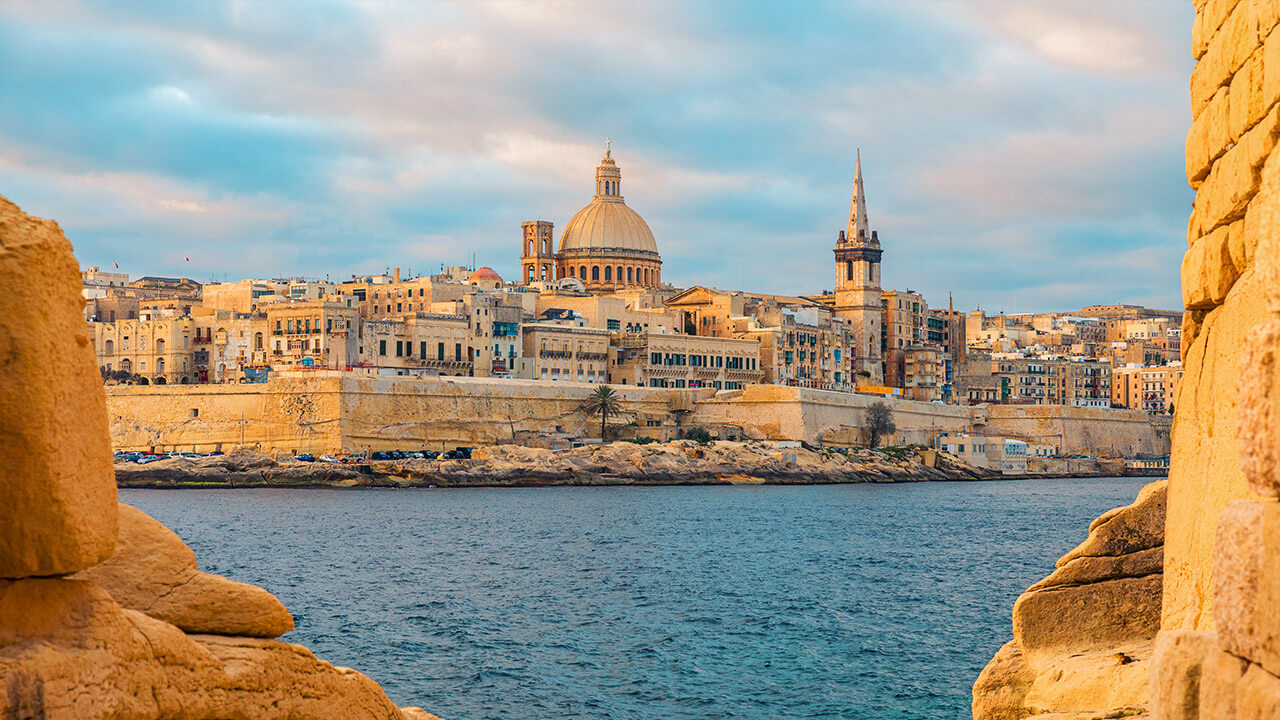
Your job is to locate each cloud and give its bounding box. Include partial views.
[0,0,1193,312]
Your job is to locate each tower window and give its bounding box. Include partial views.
[604,266,612,282]
[592,266,600,282]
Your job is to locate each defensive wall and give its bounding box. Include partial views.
[105,373,1171,457]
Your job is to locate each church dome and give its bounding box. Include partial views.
[558,148,659,256]
[467,266,502,283]
[559,201,657,254]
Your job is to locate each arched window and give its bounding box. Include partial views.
[156,339,165,354]
[105,340,114,355]
[592,266,600,281]
[157,358,165,374]
[627,267,633,283]
[568,266,575,277]
[580,266,587,279]
[120,358,132,373]
[604,266,612,282]
[254,332,264,350]
[616,266,623,283]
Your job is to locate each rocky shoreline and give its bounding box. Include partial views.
[113,440,1141,489]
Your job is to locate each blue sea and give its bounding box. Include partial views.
[122,477,1148,720]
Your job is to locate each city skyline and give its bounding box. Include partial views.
[0,1,1192,313]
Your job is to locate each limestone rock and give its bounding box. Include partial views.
[971,641,1032,720]
[1150,630,1215,720]
[1013,575,1161,670]
[1199,649,1250,720]
[0,194,117,577]
[1056,480,1165,568]
[0,577,404,720]
[73,503,294,638]
[400,709,446,720]
[1021,644,1151,716]
[1239,319,1280,496]
[1028,546,1161,592]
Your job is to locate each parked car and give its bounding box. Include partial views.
[318,454,338,463]
[423,450,440,459]
[370,451,390,461]
[296,453,316,462]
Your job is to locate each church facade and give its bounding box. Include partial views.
[520,146,663,292]
[832,151,884,384]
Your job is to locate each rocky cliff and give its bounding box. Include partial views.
[0,194,441,720]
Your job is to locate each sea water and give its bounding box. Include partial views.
[123,477,1148,720]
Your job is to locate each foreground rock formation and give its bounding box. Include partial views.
[0,194,437,719]
[981,3,1280,718]
[113,441,1011,489]
[972,480,1166,719]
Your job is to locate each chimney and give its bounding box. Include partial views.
[394,267,401,283]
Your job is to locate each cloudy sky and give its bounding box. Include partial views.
[0,1,1192,312]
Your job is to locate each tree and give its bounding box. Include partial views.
[582,385,624,441]
[866,400,896,448]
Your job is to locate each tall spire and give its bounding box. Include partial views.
[848,149,871,244]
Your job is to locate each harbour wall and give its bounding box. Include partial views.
[105,372,1171,457]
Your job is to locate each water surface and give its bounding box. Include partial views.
[123,477,1148,720]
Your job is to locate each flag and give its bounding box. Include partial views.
[184,256,190,262]
[112,261,118,268]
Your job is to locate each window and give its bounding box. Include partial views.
[455,343,462,362]
[380,340,387,356]
[105,340,114,355]
[604,266,612,282]
[438,342,445,360]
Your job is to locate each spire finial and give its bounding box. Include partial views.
[605,138,612,158]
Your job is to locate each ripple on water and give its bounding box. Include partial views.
[123,478,1147,720]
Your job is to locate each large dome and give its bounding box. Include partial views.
[559,200,658,253]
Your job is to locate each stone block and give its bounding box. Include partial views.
[1188,85,1231,186]
[1239,321,1280,497]
[0,194,117,578]
[1182,226,1239,311]
[1215,501,1268,660]
[1190,104,1280,239]
[1193,2,1260,115]
[72,503,294,638]
[1199,649,1250,720]
[1013,574,1161,670]
[1239,662,1280,719]
[1150,630,1216,720]
[972,640,1033,720]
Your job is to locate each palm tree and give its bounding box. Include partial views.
[582,385,624,441]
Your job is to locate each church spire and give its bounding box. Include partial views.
[848,149,872,244]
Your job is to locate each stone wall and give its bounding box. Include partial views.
[1147,4,1280,718]
[106,376,1170,456]
[1164,0,1280,636]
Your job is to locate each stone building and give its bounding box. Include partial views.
[263,301,359,370]
[359,314,473,377]
[608,331,762,390]
[832,151,884,383]
[730,307,855,391]
[521,144,663,291]
[964,355,1112,407]
[521,322,610,383]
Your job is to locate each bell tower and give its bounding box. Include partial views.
[833,150,884,383]
[521,220,556,284]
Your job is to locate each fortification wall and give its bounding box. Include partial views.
[691,384,973,445]
[985,405,1171,458]
[107,375,1170,456]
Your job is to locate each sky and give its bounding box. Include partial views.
[0,0,1194,313]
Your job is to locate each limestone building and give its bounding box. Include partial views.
[521,144,663,292]
[832,151,884,383]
